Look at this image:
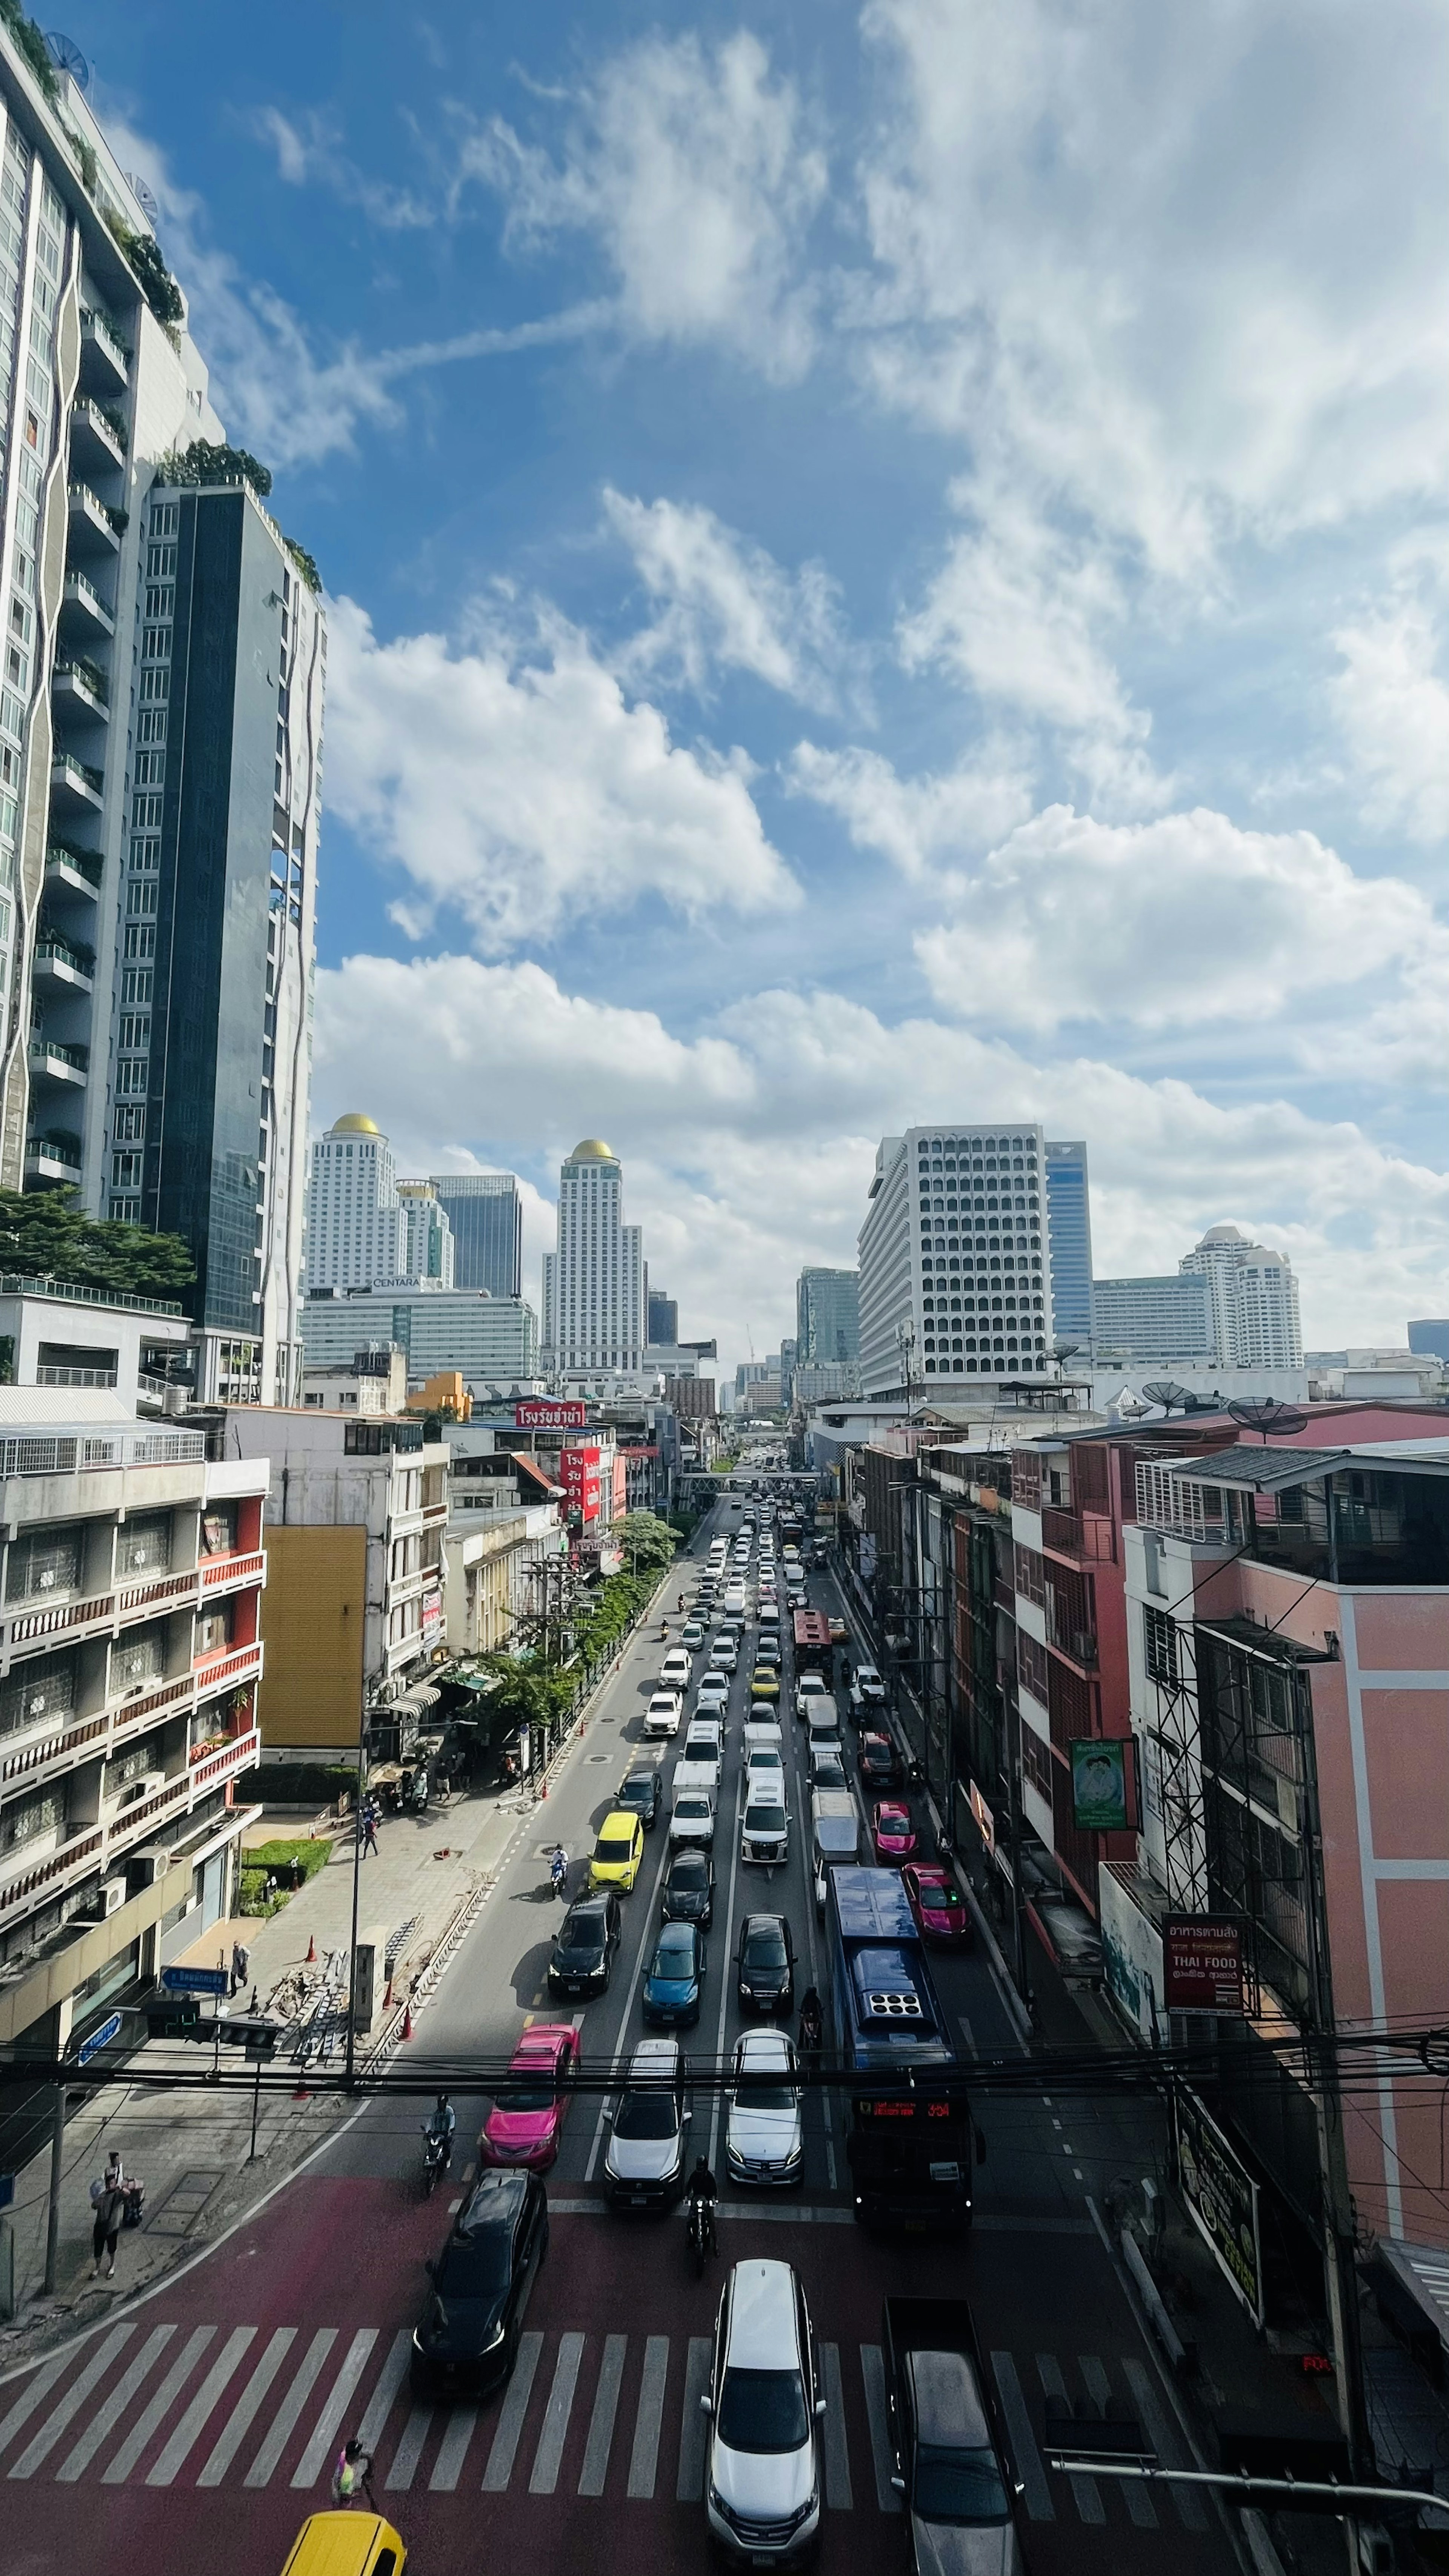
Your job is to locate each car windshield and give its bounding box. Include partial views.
[717,2367,810,2454]
[923,1883,963,1910]
[595,1836,632,1862]
[736,2072,797,2111]
[653,1932,694,1969]
[746,1804,786,1832]
[671,1856,709,1886]
[557,1914,604,1955]
[614,2090,680,2140]
[743,1929,788,1969]
[621,1781,652,1805]
[914,2443,1012,2523]
[436,2231,514,2299]
[676,1797,710,1819]
[498,2081,557,2112]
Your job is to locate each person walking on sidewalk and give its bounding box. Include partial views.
[362,1804,380,1859]
[331,2436,376,2509]
[89,2170,125,2279]
[230,1937,250,1996]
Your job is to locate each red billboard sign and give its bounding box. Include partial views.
[1164,1917,1244,2013]
[514,1400,588,1429]
[559,1443,603,1524]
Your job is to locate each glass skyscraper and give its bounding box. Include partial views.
[428,1173,522,1296]
[796,1267,860,1366]
[1043,1141,1094,1349]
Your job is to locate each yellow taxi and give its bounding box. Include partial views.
[590,1809,645,1891]
[749,1667,781,1702]
[280,2513,407,2576]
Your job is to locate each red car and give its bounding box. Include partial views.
[872,1801,918,1861]
[480,2024,579,2170]
[901,1862,973,1948]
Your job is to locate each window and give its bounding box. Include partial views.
[134,750,164,787]
[150,503,178,538]
[0,1786,63,1853]
[116,1057,147,1097]
[5,1523,83,1602]
[144,586,174,621]
[1016,1629,1049,1705]
[109,1195,141,1224]
[113,1103,145,1142]
[123,923,155,960]
[110,1624,167,1692]
[111,1151,142,1187]
[119,1014,150,1051]
[1013,1542,1045,1608]
[139,665,168,702]
[194,1599,234,1657]
[137,707,166,744]
[129,834,160,870]
[121,970,152,1007]
[141,625,171,660]
[126,878,157,915]
[0,1649,74,1736]
[146,544,177,579]
[1144,1606,1179,1685]
[131,795,163,830]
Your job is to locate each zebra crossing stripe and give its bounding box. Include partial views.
[530,2333,585,2494]
[104,2328,215,2486]
[578,2332,625,2498]
[0,2350,71,2462]
[990,2351,1054,2523]
[429,2403,478,2493]
[858,2345,901,2515]
[55,2326,175,2486]
[384,2404,431,2493]
[1121,2359,1208,2534]
[1079,2356,1155,2530]
[147,2327,257,2488]
[291,2328,379,2490]
[626,2336,669,2500]
[482,2332,543,2492]
[244,2329,337,2489]
[675,2338,711,2503]
[818,2343,852,2510]
[355,2331,411,2455]
[197,2329,296,2487]
[7,2327,134,2480]
[1035,2353,1103,2525]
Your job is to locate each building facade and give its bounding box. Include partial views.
[397,1180,454,1287]
[796,1267,860,1369]
[301,1287,538,1390]
[306,1113,403,1293]
[540,1138,644,1373]
[426,1172,521,1298]
[858,1126,1053,1399]
[646,1287,677,1346]
[1042,1142,1093,1349]
[1179,1223,1303,1368]
[1091,1272,1214,1365]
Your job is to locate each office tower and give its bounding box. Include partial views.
[647,1287,678,1346]
[858,1124,1052,1398]
[397,1180,454,1287]
[301,1286,538,1386]
[540,1139,644,1371]
[1408,1322,1449,1364]
[1179,1224,1302,1367]
[795,1267,860,1367]
[427,1172,522,1296]
[1043,1141,1094,1348]
[1090,1273,1214,1364]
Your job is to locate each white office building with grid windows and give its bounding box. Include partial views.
[858,1124,1054,1399]
[540,1139,645,1374]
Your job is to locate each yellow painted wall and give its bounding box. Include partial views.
[260,1523,367,1749]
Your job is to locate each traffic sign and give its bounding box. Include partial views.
[160,1965,229,1997]
[77,2012,122,2067]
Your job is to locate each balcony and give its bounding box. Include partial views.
[35,1363,114,1388]
[25,1132,82,1182]
[32,930,95,990]
[2,1554,266,1656]
[44,846,101,902]
[66,483,125,556]
[28,1036,88,1090]
[1041,1505,1117,1567]
[48,751,105,820]
[78,306,130,392]
[52,658,109,725]
[68,397,127,476]
[0,1825,105,1925]
[61,570,115,640]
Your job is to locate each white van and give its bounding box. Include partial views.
[743,1717,783,1758]
[741,1782,789,1867]
[811,1789,859,1910]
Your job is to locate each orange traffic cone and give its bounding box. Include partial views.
[540,1776,548,1800]
[305,1934,316,1965]
[402,2002,414,2041]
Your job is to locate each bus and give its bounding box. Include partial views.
[792,1609,833,1675]
[824,1865,976,2233]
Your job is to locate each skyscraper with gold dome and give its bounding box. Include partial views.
[541,1139,645,1373]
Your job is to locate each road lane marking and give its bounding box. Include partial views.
[103,2326,215,2485]
[481,2329,543,2490]
[1079,2356,1155,2528]
[195,2328,296,2486]
[706,1729,747,2178]
[584,1812,679,2184]
[626,2334,669,2498]
[1035,2353,1102,2523]
[1121,2358,1208,2532]
[355,2329,411,2454]
[819,2341,852,2509]
[7,2326,134,2478]
[0,2351,73,2460]
[429,2404,479,2491]
[291,2326,379,2488]
[989,2350,1054,2522]
[147,2326,257,2486]
[858,2344,901,2514]
[578,2332,626,2496]
[244,2328,337,2488]
[385,2402,431,2491]
[55,2325,175,2485]
[529,2331,585,2493]
[675,2336,712,2501]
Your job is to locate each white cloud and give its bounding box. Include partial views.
[914,803,1444,1037]
[252,106,435,230]
[1331,555,1449,845]
[468,31,827,378]
[604,490,860,712]
[786,739,1032,877]
[323,595,800,952]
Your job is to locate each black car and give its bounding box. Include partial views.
[662,1846,715,1925]
[548,1890,621,1998]
[411,2168,548,2397]
[737,1912,795,2014]
[617,1768,663,1831]
[754,1634,782,1667]
[860,1731,903,1792]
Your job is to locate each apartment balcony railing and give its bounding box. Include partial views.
[24,1133,82,1176]
[66,481,125,551]
[46,756,105,823]
[61,570,115,637]
[0,1659,261,1829]
[34,1364,114,1389]
[78,308,130,390]
[69,397,127,471]
[28,1036,89,1085]
[0,1426,205,1481]
[0,1827,105,1923]
[53,658,109,721]
[1041,1505,1117,1566]
[3,1551,266,1653]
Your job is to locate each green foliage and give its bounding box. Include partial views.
[615,1510,680,1572]
[0,1186,194,1300]
[477,1655,577,1735]
[158,437,272,498]
[234,1762,358,1809]
[63,129,97,194]
[0,0,58,102]
[285,537,322,594]
[105,218,184,328]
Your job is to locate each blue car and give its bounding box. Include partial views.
[642,1920,706,2028]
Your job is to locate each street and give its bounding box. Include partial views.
[0,1496,1237,2576]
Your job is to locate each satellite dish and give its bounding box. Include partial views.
[44,31,89,86]
[1141,1380,1197,1415]
[1226,1399,1309,1445]
[126,175,160,225]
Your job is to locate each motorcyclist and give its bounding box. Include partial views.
[798,1986,824,2056]
[686,2153,718,2253]
[428,2093,456,2167]
[550,1844,569,1898]
[677,1591,685,1612]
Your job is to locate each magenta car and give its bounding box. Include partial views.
[871,1800,918,1861]
[901,1861,973,1948]
[480,2024,579,2170]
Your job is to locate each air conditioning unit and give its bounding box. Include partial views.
[125,1848,166,1893]
[133,1772,166,1801]
[97,1876,128,1918]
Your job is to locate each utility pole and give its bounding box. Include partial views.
[41,2082,65,2295]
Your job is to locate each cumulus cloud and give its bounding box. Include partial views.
[466,31,827,377]
[786,739,1032,876]
[1331,556,1449,845]
[323,597,800,951]
[604,491,861,713]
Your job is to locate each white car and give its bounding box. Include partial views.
[670,1788,716,1848]
[855,1665,888,1707]
[604,2037,692,2208]
[685,1716,723,1759]
[711,1639,738,1674]
[704,2259,821,2561]
[741,1786,789,1867]
[758,1602,780,1629]
[746,1746,784,1790]
[795,1673,828,1716]
[661,1648,692,1690]
[697,1675,730,1714]
[726,2029,803,2188]
[644,1691,684,1738]
[724,1584,747,1616]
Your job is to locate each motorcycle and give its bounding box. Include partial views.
[798,1999,823,2065]
[420,2122,452,2197]
[686,2191,716,2276]
[549,1849,569,1900]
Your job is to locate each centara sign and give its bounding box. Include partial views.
[514,1401,588,1429]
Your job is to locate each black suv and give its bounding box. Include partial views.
[617,1768,663,1830]
[661,1846,715,1926]
[548,1890,621,1998]
[737,1912,795,2014]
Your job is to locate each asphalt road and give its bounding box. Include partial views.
[0,1492,1240,2576]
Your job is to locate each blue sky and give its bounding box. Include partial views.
[78,0,1449,1371]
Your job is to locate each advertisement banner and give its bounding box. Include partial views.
[1098,1863,1166,2045]
[968,1779,996,1857]
[1164,1916,1245,2014]
[560,1444,603,1525]
[514,1400,588,1429]
[1068,1736,1133,1832]
[1174,2085,1264,2325]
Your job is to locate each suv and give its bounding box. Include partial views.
[603,2036,691,2208]
[704,2259,822,2563]
[616,1769,662,1831]
[644,1691,684,1739]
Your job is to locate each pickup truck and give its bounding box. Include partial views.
[882,2298,1024,2576]
[673,1753,720,1801]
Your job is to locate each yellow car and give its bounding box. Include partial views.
[281,2513,408,2576]
[590,1809,646,1891]
[749,1668,781,1701]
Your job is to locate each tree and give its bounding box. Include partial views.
[0,1189,194,1300]
[615,1511,679,1574]
[477,1657,575,1735]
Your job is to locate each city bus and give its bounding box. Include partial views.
[792,1609,834,1676]
[824,1865,976,2233]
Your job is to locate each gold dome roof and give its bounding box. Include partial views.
[568,1138,615,1161]
[330,1112,381,1136]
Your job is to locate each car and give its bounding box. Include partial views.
[725,2028,804,2187]
[410,2168,548,2398]
[681,1620,706,1649]
[885,2314,1023,2576]
[604,2036,692,2208]
[670,1788,716,1850]
[736,1910,795,2014]
[750,1669,781,1702]
[741,1787,789,1866]
[828,1617,847,1644]
[590,1809,646,1890]
[697,1675,730,1714]
[795,1673,828,1716]
[872,1800,918,1861]
[809,1747,848,1790]
[744,1716,783,1753]
[685,1714,723,1756]
[548,1890,621,1997]
[661,1648,692,1690]
[643,1919,707,2027]
[480,2023,579,2170]
[755,1628,781,1658]
[704,2258,821,2562]
[855,1664,888,1707]
[616,1768,662,1830]
[662,1845,715,1925]
[901,1862,974,1948]
[860,1732,904,1792]
[746,1744,784,1790]
[711,1640,739,1675]
[723,1585,747,1615]
[644,1690,684,1738]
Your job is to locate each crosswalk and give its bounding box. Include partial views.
[0,2317,1206,2522]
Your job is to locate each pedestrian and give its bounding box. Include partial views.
[231,1937,249,1995]
[331,2435,376,2509]
[89,2171,124,2279]
[290,1859,304,1892]
[363,1806,379,1859]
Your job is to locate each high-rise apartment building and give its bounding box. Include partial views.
[427,1172,521,1297]
[1090,1272,1214,1364]
[796,1266,860,1368]
[540,1138,644,1373]
[1179,1223,1302,1368]
[858,1124,1052,1398]
[308,1113,404,1291]
[398,1180,454,1287]
[646,1286,678,1346]
[1043,1141,1093,1348]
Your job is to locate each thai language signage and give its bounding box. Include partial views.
[1068,1736,1133,1832]
[1174,2085,1263,2324]
[1164,1916,1244,2014]
[514,1400,588,1429]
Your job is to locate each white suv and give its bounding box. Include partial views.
[644,1691,684,1738]
[604,2037,692,2208]
[704,2258,822,2562]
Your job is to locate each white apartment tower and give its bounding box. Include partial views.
[858,1124,1053,1398]
[307,1112,404,1290]
[1179,1223,1303,1369]
[541,1138,645,1372]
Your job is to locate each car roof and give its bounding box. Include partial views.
[628,2035,681,2077]
[509,2026,571,2064]
[458,2168,530,2230]
[726,2259,800,2366]
[743,1910,786,1935]
[736,2025,792,2072]
[600,1808,641,1832]
[908,2348,991,2448]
